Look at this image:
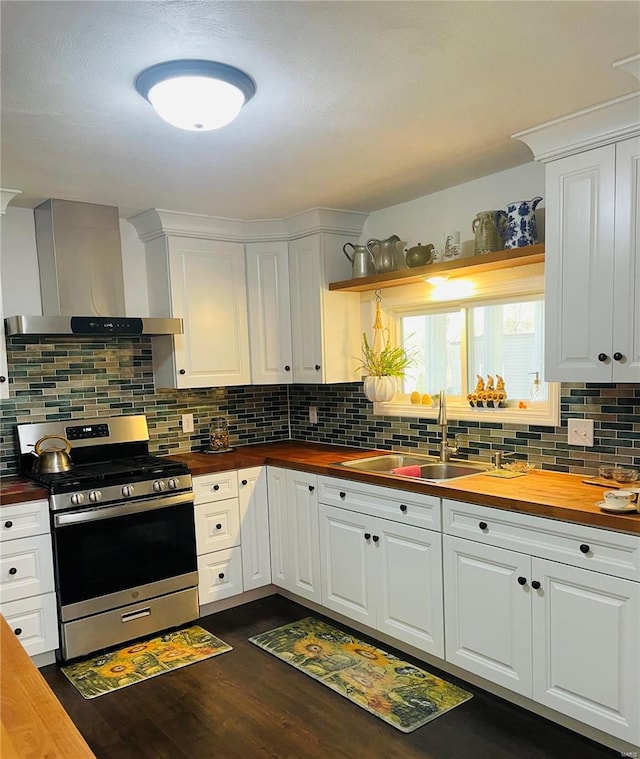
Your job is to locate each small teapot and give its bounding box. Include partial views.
[405,243,435,268]
[366,235,405,274]
[343,242,375,278]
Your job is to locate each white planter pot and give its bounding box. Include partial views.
[363,376,397,402]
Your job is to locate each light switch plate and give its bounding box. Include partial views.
[309,406,318,424]
[567,418,594,447]
[181,413,194,433]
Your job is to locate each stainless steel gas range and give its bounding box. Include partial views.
[17,415,198,661]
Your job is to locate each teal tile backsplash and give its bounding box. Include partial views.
[1,336,638,477]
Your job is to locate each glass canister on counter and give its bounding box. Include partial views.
[208,417,231,452]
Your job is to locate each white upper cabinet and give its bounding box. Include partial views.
[289,232,361,384]
[514,93,640,382]
[245,241,293,384]
[0,189,21,400]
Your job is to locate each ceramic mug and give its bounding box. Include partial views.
[603,490,635,507]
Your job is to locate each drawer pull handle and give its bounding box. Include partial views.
[213,485,220,491]
[517,576,527,586]
[216,523,222,530]
[315,364,321,371]
[122,607,151,623]
[284,365,291,371]
[531,580,541,590]
[308,485,315,493]
[14,627,22,636]
[579,544,590,554]
[8,567,17,576]
[478,521,488,531]
[364,533,371,540]
[339,491,346,499]
[218,572,225,579]
[4,521,13,529]
[400,504,407,513]
[241,479,248,486]
[372,535,379,543]
[0,376,5,383]
[179,369,186,375]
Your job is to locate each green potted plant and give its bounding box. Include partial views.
[355,298,415,402]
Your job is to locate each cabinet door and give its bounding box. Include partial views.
[289,235,324,383]
[167,237,250,388]
[545,146,616,381]
[0,277,8,400]
[287,470,322,603]
[532,558,639,745]
[443,535,533,696]
[197,546,243,605]
[377,518,444,657]
[1,592,59,657]
[0,534,55,604]
[238,467,271,591]
[319,503,375,627]
[245,242,293,384]
[267,467,290,590]
[612,136,640,382]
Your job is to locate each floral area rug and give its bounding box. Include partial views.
[249,617,472,733]
[61,625,232,699]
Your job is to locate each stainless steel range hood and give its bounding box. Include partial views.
[5,199,182,337]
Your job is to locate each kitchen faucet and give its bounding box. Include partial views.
[437,389,459,462]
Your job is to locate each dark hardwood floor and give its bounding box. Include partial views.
[42,595,619,759]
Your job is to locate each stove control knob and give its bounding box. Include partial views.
[153,480,165,492]
[70,493,85,506]
[122,485,134,497]
[88,490,102,503]
[167,478,179,490]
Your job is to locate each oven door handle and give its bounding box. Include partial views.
[53,491,194,527]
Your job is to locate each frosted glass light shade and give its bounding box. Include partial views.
[135,60,256,132]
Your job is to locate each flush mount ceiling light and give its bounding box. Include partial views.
[135,59,256,131]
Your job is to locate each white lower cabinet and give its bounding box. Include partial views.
[267,467,321,603]
[197,546,244,605]
[0,499,58,658]
[443,501,640,745]
[238,467,271,590]
[320,502,444,656]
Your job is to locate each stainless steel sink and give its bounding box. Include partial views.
[337,454,491,481]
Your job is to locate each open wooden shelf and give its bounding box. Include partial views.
[329,244,545,292]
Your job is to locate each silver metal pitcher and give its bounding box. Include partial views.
[343,243,375,278]
[366,235,404,274]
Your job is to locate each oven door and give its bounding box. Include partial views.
[52,491,198,622]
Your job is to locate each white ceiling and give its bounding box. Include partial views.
[1,1,639,221]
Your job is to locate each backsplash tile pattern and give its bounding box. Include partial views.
[288,383,640,476]
[1,337,638,478]
[0,337,289,476]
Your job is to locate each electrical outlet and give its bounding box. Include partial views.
[181,413,194,433]
[309,406,318,424]
[567,418,594,447]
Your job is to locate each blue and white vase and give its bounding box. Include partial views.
[504,196,543,249]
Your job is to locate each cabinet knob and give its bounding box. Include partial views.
[216,523,222,530]
[579,543,590,554]
[179,369,186,375]
[241,479,248,486]
[314,364,321,371]
[284,365,291,371]
[613,352,624,362]
[531,580,541,590]
[479,521,488,531]
[364,533,371,540]
[0,376,6,383]
[308,485,315,492]
[4,521,13,529]
[14,627,22,636]
[372,535,379,543]
[339,491,346,499]
[213,484,220,491]
[8,567,17,576]
[517,576,527,586]
[597,353,608,363]
[218,573,225,579]
[399,504,407,513]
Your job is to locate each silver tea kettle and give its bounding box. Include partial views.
[31,435,73,474]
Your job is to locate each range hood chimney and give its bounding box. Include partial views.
[5,199,182,336]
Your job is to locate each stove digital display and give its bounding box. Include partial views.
[66,423,110,440]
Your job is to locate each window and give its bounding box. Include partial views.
[374,285,559,426]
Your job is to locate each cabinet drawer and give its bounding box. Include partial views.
[318,476,440,531]
[193,471,238,504]
[197,546,243,605]
[0,499,50,542]
[443,499,640,581]
[0,592,59,657]
[195,498,241,554]
[0,534,55,603]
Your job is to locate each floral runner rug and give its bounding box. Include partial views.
[61,625,232,699]
[249,617,472,733]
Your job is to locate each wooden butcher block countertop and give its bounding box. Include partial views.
[169,441,640,536]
